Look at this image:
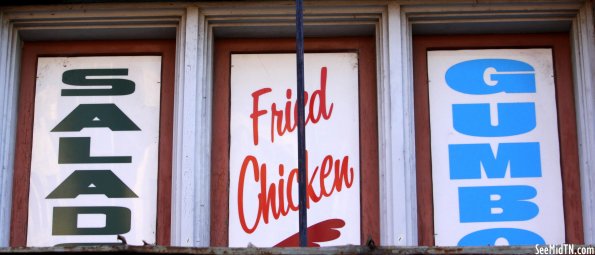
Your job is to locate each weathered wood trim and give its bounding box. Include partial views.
[0,12,20,248]
[377,2,418,246]
[572,0,595,245]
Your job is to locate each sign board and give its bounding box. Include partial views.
[27,56,162,246]
[428,49,565,245]
[228,53,361,247]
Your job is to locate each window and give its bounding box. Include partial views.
[211,37,380,246]
[413,33,583,246]
[11,40,175,246]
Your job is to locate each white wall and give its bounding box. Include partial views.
[0,0,594,247]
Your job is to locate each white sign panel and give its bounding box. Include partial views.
[27,56,162,246]
[228,53,361,247]
[428,49,565,246]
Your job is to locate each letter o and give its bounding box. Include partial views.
[458,228,545,246]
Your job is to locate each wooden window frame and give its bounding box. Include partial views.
[10,40,176,247]
[211,37,380,246]
[413,33,584,246]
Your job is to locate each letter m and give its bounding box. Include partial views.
[449,142,541,179]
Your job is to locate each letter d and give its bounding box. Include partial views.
[52,206,131,235]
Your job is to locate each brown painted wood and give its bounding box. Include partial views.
[10,40,175,247]
[156,41,176,247]
[211,37,379,247]
[413,33,583,245]
[552,35,583,245]
[413,36,433,247]
[212,39,232,247]
[11,41,37,248]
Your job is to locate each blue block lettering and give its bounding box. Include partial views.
[459,186,538,222]
[453,103,536,137]
[449,142,541,179]
[458,228,545,246]
[445,59,536,95]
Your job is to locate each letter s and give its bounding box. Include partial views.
[62,69,135,96]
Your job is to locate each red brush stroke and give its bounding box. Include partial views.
[273,218,345,247]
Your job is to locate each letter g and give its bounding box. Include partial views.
[445,59,536,95]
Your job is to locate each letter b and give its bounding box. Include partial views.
[459,185,539,222]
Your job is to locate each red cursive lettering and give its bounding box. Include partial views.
[237,151,355,233]
[249,67,334,145]
[250,88,272,145]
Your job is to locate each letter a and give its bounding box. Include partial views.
[47,170,137,198]
[52,104,140,132]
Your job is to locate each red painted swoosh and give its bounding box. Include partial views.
[274,218,345,247]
